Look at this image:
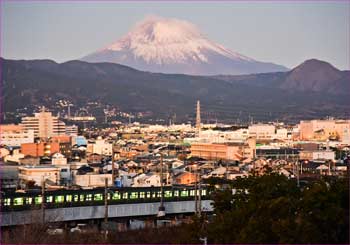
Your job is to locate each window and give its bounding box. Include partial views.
[25,197,33,205]
[46,196,53,203]
[146,192,151,198]
[190,190,195,196]
[152,192,157,198]
[157,191,162,198]
[35,196,42,204]
[122,193,128,199]
[66,195,72,202]
[86,194,93,201]
[139,192,145,198]
[80,195,85,201]
[61,169,68,172]
[180,190,188,197]
[112,192,121,200]
[164,191,172,198]
[14,197,24,206]
[130,192,138,199]
[174,191,179,197]
[201,190,207,196]
[94,194,103,201]
[55,196,64,203]
[73,195,79,202]
[4,198,11,206]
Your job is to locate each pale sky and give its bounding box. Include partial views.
[1,0,349,70]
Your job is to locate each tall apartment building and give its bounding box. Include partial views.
[21,108,66,138]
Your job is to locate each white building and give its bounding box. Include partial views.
[0,124,34,147]
[248,124,276,140]
[65,125,78,136]
[18,166,61,187]
[21,108,66,138]
[87,137,113,156]
[132,173,160,187]
[299,150,335,161]
[51,152,67,165]
[73,173,112,187]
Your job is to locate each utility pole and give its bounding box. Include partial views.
[157,154,165,217]
[111,148,115,185]
[198,168,201,217]
[194,167,198,215]
[41,176,45,224]
[104,178,109,239]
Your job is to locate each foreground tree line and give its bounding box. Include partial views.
[2,173,349,244]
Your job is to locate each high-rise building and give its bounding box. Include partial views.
[21,107,66,138]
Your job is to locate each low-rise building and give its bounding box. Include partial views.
[0,124,34,147]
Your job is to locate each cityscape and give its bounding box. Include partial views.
[1,1,349,244]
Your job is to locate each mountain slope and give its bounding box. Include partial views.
[2,58,349,123]
[82,16,288,75]
[214,59,350,95]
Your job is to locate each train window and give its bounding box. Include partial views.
[25,197,33,205]
[80,195,85,201]
[94,194,103,201]
[14,197,24,206]
[35,196,42,204]
[112,192,121,200]
[180,190,188,197]
[139,192,145,198]
[152,192,157,198]
[174,190,179,197]
[157,191,162,198]
[46,196,53,203]
[190,190,195,196]
[164,191,172,198]
[122,193,128,199]
[146,192,151,198]
[86,194,93,201]
[55,196,64,203]
[201,190,206,196]
[4,198,11,206]
[66,195,73,202]
[130,192,138,199]
[73,195,79,202]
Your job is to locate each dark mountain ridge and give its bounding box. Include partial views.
[1,58,349,123]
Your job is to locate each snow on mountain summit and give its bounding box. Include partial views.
[82,16,288,75]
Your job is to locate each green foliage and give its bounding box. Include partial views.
[205,174,349,244]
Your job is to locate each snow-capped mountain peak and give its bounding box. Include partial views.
[82,15,287,75]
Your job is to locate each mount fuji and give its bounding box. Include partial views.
[81,16,288,75]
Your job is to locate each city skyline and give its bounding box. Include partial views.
[1,0,349,70]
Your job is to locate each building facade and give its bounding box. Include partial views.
[21,108,66,138]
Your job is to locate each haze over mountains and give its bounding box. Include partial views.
[82,16,288,75]
[2,57,349,123]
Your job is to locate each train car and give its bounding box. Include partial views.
[0,186,211,212]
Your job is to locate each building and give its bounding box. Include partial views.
[21,142,60,157]
[0,124,34,147]
[18,166,61,187]
[299,119,350,141]
[190,138,256,161]
[248,124,276,140]
[87,137,113,156]
[65,125,78,136]
[51,153,67,165]
[299,150,335,161]
[73,173,112,187]
[21,108,66,138]
[173,171,196,185]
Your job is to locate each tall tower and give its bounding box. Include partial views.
[196,100,201,137]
